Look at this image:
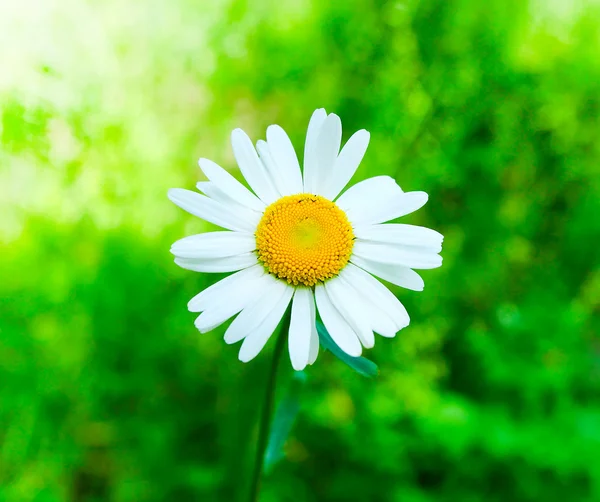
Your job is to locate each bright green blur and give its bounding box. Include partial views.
[1,0,600,501]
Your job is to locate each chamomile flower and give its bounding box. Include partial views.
[169,109,443,370]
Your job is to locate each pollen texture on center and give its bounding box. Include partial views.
[255,193,354,287]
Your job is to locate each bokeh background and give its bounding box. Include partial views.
[2,0,600,500]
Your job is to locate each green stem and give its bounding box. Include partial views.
[248,307,291,502]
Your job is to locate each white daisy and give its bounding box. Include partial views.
[169,108,443,371]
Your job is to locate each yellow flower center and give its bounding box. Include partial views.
[255,194,354,287]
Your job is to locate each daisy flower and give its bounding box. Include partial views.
[169,109,443,371]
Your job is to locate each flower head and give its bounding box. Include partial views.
[169,109,443,370]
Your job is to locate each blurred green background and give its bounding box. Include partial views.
[2,0,600,500]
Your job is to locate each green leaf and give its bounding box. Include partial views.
[263,371,306,474]
[316,320,379,378]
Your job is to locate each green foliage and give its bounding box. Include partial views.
[264,372,306,474]
[2,0,600,501]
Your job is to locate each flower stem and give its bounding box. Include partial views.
[248,307,291,502]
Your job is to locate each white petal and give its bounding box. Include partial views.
[170,231,256,259]
[350,255,424,291]
[168,188,260,232]
[231,128,280,204]
[224,275,288,344]
[288,288,313,371]
[256,140,288,196]
[323,129,370,200]
[325,277,375,348]
[308,316,319,364]
[196,181,257,213]
[196,181,227,202]
[335,176,401,222]
[314,283,362,357]
[340,263,410,330]
[187,264,265,312]
[238,286,294,363]
[266,125,303,195]
[197,181,264,222]
[303,108,327,193]
[374,191,429,223]
[313,113,342,194]
[338,273,399,338]
[194,313,231,335]
[193,269,271,333]
[354,223,443,253]
[174,252,257,273]
[307,291,319,365]
[198,158,266,212]
[353,241,443,270]
[337,174,428,225]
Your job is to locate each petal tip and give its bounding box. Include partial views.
[414,191,429,202]
[231,128,248,142]
[345,346,362,358]
[223,335,237,345]
[291,359,307,371]
[193,319,210,334]
[266,123,283,135]
[187,303,201,313]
